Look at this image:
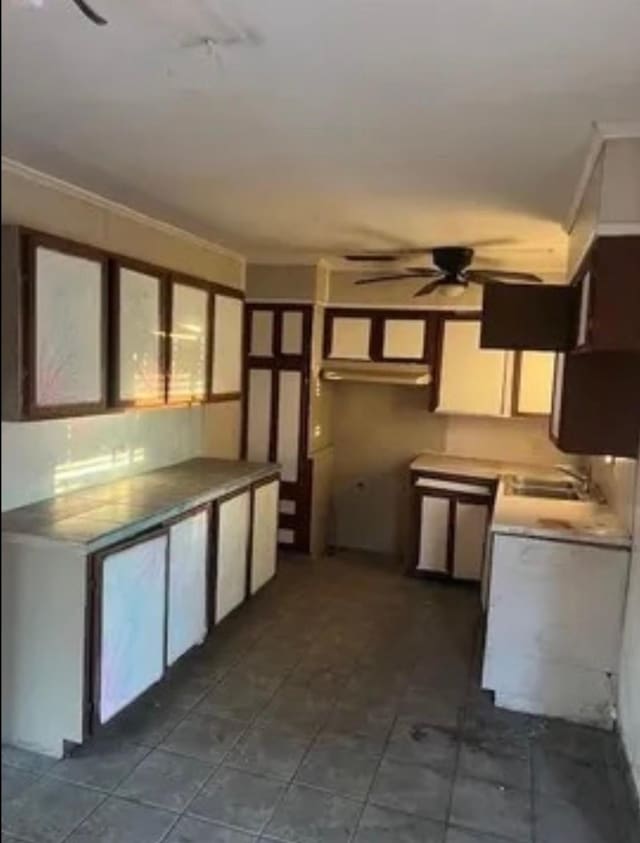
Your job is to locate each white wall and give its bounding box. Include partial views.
[1,162,245,511]
[618,449,640,796]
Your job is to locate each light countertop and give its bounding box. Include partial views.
[1,458,280,552]
[410,451,631,549]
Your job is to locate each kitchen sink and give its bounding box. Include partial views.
[504,475,587,501]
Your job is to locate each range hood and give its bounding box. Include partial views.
[320,359,432,387]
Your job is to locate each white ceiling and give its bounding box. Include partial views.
[3,0,640,271]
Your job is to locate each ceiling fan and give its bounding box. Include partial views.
[346,243,544,298]
[70,0,107,25]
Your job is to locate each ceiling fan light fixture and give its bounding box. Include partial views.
[440,282,467,298]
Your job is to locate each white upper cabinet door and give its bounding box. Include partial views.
[453,502,489,581]
[281,311,304,355]
[576,271,592,347]
[249,310,274,357]
[382,319,426,360]
[329,317,372,359]
[98,532,167,724]
[169,283,209,403]
[250,479,279,595]
[117,266,164,406]
[417,495,450,573]
[550,353,566,440]
[34,246,105,411]
[437,320,508,417]
[212,294,243,396]
[167,509,209,666]
[516,351,554,415]
[215,490,250,623]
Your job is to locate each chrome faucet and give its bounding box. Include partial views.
[554,463,592,495]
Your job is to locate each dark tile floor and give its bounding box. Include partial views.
[2,553,639,843]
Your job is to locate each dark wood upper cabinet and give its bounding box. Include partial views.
[574,236,640,352]
[2,227,109,421]
[550,350,640,458]
[480,282,577,351]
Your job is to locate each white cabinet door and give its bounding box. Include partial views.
[382,319,426,360]
[437,321,508,416]
[417,495,450,573]
[250,479,279,594]
[453,502,489,581]
[276,370,302,482]
[212,294,243,396]
[576,272,591,347]
[167,509,209,666]
[215,491,250,623]
[516,351,554,415]
[98,533,167,724]
[329,317,372,359]
[34,246,105,410]
[550,353,565,440]
[169,283,208,402]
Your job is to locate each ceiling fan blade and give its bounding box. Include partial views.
[71,0,107,25]
[345,254,401,262]
[355,273,436,285]
[468,269,543,284]
[413,280,443,297]
[405,267,442,277]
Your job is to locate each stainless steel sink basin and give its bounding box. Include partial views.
[504,475,587,501]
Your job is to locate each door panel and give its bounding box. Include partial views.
[276,370,302,482]
[167,510,209,666]
[250,310,274,357]
[215,491,250,623]
[98,533,167,724]
[251,480,279,594]
[281,311,304,355]
[246,369,272,462]
[417,495,450,573]
[453,502,489,581]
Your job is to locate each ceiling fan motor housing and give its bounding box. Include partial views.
[432,246,474,275]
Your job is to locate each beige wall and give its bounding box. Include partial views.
[330,382,569,555]
[1,163,245,510]
[246,264,318,301]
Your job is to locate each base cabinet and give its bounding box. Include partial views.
[95,531,168,725]
[411,473,494,582]
[250,479,279,595]
[215,490,251,623]
[167,508,209,666]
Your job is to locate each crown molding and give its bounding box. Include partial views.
[566,121,640,233]
[1,156,246,267]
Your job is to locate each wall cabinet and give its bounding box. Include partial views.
[323,309,434,364]
[410,472,495,582]
[436,320,509,417]
[2,228,109,420]
[574,236,640,352]
[167,508,210,666]
[1,226,245,420]
[94,531,168,725]
[550,351,640,458]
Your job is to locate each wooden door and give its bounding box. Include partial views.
[453,501,489,581]
[437,320,508,416]
[250,479,279,594]
[95,531,168,724]
[167,508,209,666]
[215,490,251,623]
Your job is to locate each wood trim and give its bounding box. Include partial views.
[22,230,110,420]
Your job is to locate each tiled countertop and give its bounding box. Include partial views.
[410,451,631,549]
[1,458,279,552]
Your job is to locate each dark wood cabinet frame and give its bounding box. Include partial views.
[22,230,110,420]
[408,469,497,583]
[242,304,314,553]
[4,226,245,421]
